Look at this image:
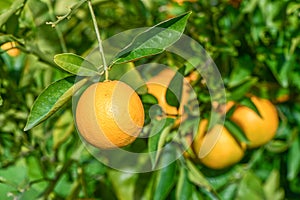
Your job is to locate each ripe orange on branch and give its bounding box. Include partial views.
[229,96,279,148]
[193,119,246,170]
[1,42,20,57]
[146,68,190,126]
[75,80,144,149]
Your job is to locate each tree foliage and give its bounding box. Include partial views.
[0,0,300,199]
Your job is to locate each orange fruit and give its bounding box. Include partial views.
[146,69,190,125]
[230,96,279,148]
[1,42,20,57]
[75,80,144,149]
[193,119,245,170]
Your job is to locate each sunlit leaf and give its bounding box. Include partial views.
[24,77,87,131]
[0,0,25,28]
[186,160,212,191]
[236,171,265,200]
[263,170,285,200]
[112,12,191,64]
[148,118,174,168]
[54,53,101,76]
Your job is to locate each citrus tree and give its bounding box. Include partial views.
[0,0,300,199]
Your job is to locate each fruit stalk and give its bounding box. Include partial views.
[87,0,108,80]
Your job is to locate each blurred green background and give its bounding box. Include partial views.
[0,0,300,199]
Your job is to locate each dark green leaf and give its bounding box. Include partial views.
[54,53,101,76]
[113,12,191,64]
[24,77,87,131]
[141,93,158,105]
[166,66,186,108]
[176,167,193,200]
[0,94,2,106]
[224,120,249,144]
[227,78,258,101]
[153,145,177,200]
[6,13,19,34]
[148,118,174,168]
[0,0,25,28]
[239,97,261,118]
[287,136,300,180]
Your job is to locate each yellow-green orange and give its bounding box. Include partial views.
[75,81,144,149]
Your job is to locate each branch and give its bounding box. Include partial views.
[46,0,87,28]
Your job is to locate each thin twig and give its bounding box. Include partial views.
[45,0,67,52]
[87,0,108,80]
[46,0,87,28]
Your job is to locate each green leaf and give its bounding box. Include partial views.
[148,118,174,168]
[54,53,101,76]
[239,97,261,118]
[108,170,137,200]
[224,119,249,144]
[0,0,25,28]
[186,160,212,191]
[166,66,186,108]
[152,145,177,200]
[24,77,87,131]
[236,171,265,200]
[287,136,300,180]
[52,110,74,150]
[108,62,147,94]
[0,94,2,106]
[176,167,193,200]
[265,140,289,153]
[263,170,285,200]
[227,78,258,101]
[113,12,191,64]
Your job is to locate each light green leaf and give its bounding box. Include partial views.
[24,77,87,131]
[0,0,25,28]
[186,160,212,191]
[263,170,285,200]
[148,118,175,168]
[54,53,101,76]
[108,170,137,200]
[176,167,193,200]
[236,171,265,200]
[113,12,191,64]
[52,110,74,150]
[152,145,177,200]
[0,94,2,106]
